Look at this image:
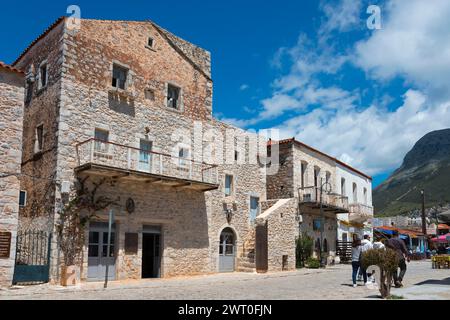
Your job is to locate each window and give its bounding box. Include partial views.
[147,37,154,48]
[39,62,48,89]
[19,191,27,207]
[25,81,33,104]
[225,174,233,197]
[112,64,128,90]
[144,88,155,101]
[178,147,190,168]
[94,129,109,153]
[35,124,44,153]
[301,162,307,188]
[234,150,239,162]
[353,183,358,204]
[313,219,322,231]
[325,172,331,187]
[250,196,260,223]
[363,188,368,205]
[167,84,181,109]
[341,178,346,196]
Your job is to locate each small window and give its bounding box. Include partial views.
[35,124,44,153]
[94,128,109,153]
[144,88,155,101]
[112,64,128,90]
[178,147,190,168]
[167,84,181,109]
[19,191,27,207]
[234,151,239,162]
[225,174,233,197]
[25,80,34,104]
[147,37,154,48]
[39,63,48,89]
[250,196,259,223]
[341,178,346,196]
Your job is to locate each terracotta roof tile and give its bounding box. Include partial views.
[268,138,372,180]
[0,61,24,74]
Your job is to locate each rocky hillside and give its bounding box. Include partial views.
[373,129,450,216]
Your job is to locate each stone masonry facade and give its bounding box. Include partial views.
[0,63,24,286]
[0,17,372,285]
[12,18,268,283]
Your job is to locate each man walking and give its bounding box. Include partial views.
[386,230,410,288]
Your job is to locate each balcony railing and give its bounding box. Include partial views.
[348,203,374,223]
[298,186,349,212]
[75,139,219,186]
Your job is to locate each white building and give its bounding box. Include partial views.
[335,162,373,242]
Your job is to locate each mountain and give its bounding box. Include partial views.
[373,129,450,217]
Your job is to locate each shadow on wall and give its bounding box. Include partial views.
[108,92,136,117]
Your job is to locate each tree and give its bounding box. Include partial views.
[361,248,399,299]
[56,177,118,267]
[296,232,314,268]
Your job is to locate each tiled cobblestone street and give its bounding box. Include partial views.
[0,261,448,300]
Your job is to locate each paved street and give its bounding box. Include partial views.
[0,261,448,300]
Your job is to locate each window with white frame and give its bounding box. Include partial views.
[167,84,181,110]
[19,191,27,207]
[112,64,128,90]
[363,187,368,205]
[341,178,346,196]
[94,128,109,153]
[178,147,190,168]
[353,183,358,204]
[225,174,234,197]
[250,196,260,223]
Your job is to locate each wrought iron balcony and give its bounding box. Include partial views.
[75,139,219,191]
[348,203,374,223]
[297,186,349,213]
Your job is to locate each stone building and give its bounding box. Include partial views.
[7,17,296,284]
[0,62,24,286]
[267,138,373,263]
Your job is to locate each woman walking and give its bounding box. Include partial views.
[351,238,367,287]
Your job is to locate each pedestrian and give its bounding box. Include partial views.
[360,235,373,282]
[351,238,367,287]
[385,230,410,288]
[373,238,385,250]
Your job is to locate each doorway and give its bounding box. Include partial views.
[142,226,161,279]
[87,222,116,281]
[219,228,236,272]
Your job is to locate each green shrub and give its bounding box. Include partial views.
[306,257,320,269]
[296,233,314,268]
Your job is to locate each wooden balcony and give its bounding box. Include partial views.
[75,139,219,192]
[297,186,349,214]
[348,203,374,223]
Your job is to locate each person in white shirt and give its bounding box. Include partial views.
[358,235,374,282]
[373,239,386,250]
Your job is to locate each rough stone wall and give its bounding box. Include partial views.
[0,68,24,286]
[50,19,266,280]
[256,199,297,272]
[299,210,338,257]
[14,20,65,232]
[266,144,294,199]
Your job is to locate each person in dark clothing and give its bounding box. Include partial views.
[386,231,410,288]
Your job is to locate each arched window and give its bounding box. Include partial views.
[352,183,358,204]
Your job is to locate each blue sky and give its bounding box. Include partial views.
[2,0,450,188]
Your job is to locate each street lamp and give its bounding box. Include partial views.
[420,190,427,236]
[319,178,332,268]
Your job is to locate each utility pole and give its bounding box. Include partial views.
[421,190,427,235]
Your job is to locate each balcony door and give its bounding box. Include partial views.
[139,140,153,172]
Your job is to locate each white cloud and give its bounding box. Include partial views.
[355,0,450,100]
[225,0,450,177]
[276,90,450,175]
[240,84,250,91]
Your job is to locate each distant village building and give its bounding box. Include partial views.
[266,139,373,263]
[0,62,24,286]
